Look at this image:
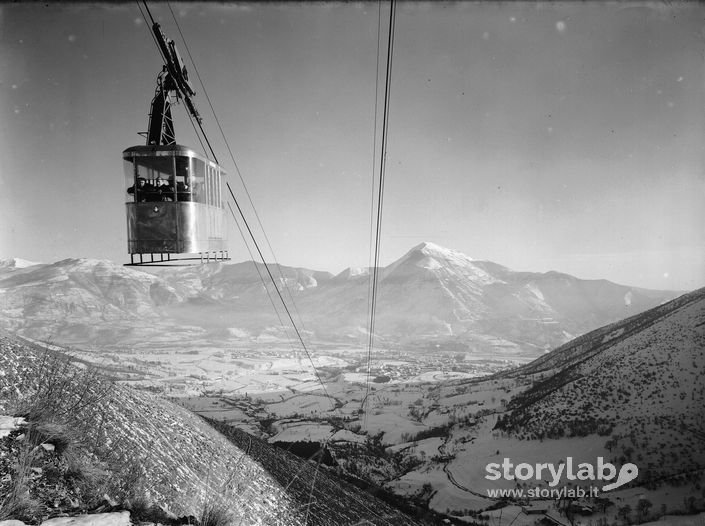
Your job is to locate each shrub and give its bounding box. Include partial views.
[0,346,114,520]
[199,502,233,526]
[0,444,42,521]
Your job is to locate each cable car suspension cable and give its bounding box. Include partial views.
[225,184,335,406]
[183,78,301,356]
[159,14,298,353]
[137,2,167,66]
[164,1,310,341]
[364,0,397,430]
[175,43,300,353]
[227,202,298,347]
[364,0,384,430]
[138,0,335,410]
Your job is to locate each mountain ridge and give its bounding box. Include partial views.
[0,243,685,356]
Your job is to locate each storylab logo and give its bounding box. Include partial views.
[485,457,638,493]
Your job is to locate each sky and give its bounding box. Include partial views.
[0,1,703,290]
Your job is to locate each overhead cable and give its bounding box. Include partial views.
[364,0,397,430]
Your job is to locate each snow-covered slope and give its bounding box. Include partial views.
[497,287,705,482]
[0,258,180,342]
[0,332,424,525]
[352,290,705,520]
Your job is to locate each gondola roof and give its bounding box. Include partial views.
[124,143,202,157]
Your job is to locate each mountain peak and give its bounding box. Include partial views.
[409,241,474,262]
[381,241,491,288]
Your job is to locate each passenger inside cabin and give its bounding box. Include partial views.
[144,178,161,201]
[162,177,176,201]
[150,177,174,201]
[176,177,191,201]
[127,177,153,202]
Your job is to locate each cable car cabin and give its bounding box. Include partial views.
[124,144,228,264]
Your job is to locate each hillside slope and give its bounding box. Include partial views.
[0,333,425,525]
[496,287,705,483]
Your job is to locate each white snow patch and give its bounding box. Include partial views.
[419,241,473,261]
[348,267,369,277]
[0,258,42,269]
[336,267,371,279]
[268,422,335,443]
[0,416,27,438]
[418,256,442,270]
[526,283,545,301]
[624,290,633,306]
[330,429,367,444]
[226,327,250,338]
[40,511,131,526]
[302,275,317,288]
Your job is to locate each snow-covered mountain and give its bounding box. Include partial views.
[292,241,680,352]
[0,258,179,343]
[0,243,682,356]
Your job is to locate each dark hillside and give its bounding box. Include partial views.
[208,420,432,525]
